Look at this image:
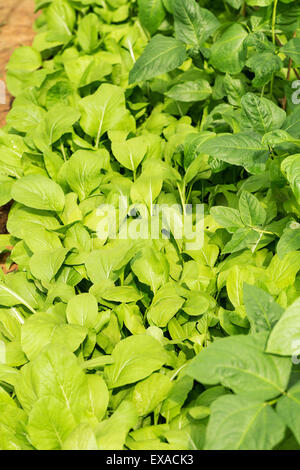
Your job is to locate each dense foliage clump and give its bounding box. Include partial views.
[0,0,300,450]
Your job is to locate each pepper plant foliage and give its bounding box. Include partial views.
[1,0,300,451]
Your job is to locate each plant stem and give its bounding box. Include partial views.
[282,31,297,110]
[60,142,67,162]
[275,34,300,79]
[270,76,274,98]
[240,2,246,17]
[177,102,183,117]
[200,105,208,131]
[267,398,279,406]
[177,182,186,215]
[272,0,278,44]
[270,0,278,101]
[223,0,230,15]
[186,182,194,205]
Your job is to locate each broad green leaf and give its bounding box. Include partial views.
[244,31,275,52]
[162,0,174,12]
[165,80,211,102]
[184,131,215,168]
[281,154,300,204]
[132,373,173,416]
[187,333,291,401]
[0,341,27,367]
[160,375,194,420]
[85,240,135,283]
[243,283,284,333]
[225,0,243,7]
[101,286,142,303]
[46,0,76,42]
[0,403,29,450]
[129,35,188,84]
[87,375,109,422]
[62,423,98,450]
[282,38,300,65]
[277,381,300,445]
[138,0,166,35]
[29,248,68,284]
[66,149,107,200]
[6,46,42,72]
[7,104,46,133]
[241,93,286,134]
[21,312,87,360]
[182,291,212,316]
[0,273,41,313]
[28,396,76,450]
[0,177,14,207]
[79,84,134,145]
[64,223,92,252]
[130,171,163,210]
[81,356,114,370]
[61,193,83,226]
[131,246,169,293]
[0,365,20,387]
[246,52,282,88]
[246,0,273,5]
[184,154,211,184]
[34,105,80,151]
[282,108,300,138]
[267,297,300,356]
[6,68,47,98]
[205,395,285,450]
[0,386,17,407]
[210,206,243,233]
[265,251,300,293]
[115,304,146,335]
[104,335,168,388]
[200,132,269,174]
[277,225,300,258]
[30,344,90,422]
[77,13,99,53]
[226,265,256,311]
[12,175,65,212]
[46,81,75,108]
[96,312,121,354]
[210,24,247,74]
[63,54,112,89]
[239,191,266,227]
[66,293,98,329]
[24,225,62,253]
[174,0,220,47]
[95,401,138,450]
[112,136,147,172]
[147,284,185,327]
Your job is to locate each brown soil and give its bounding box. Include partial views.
[0,0,36,270]
[0,201,12,234]
[0,0,37,127]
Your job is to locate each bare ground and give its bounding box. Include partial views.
[0,0,36,269]
[0,0,37,126]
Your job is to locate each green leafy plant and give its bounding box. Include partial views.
[0,0,300,450]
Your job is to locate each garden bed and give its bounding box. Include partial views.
[0,0,36,269]
[0,0,300,452]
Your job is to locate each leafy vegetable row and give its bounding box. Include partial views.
[0,0,300,450]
